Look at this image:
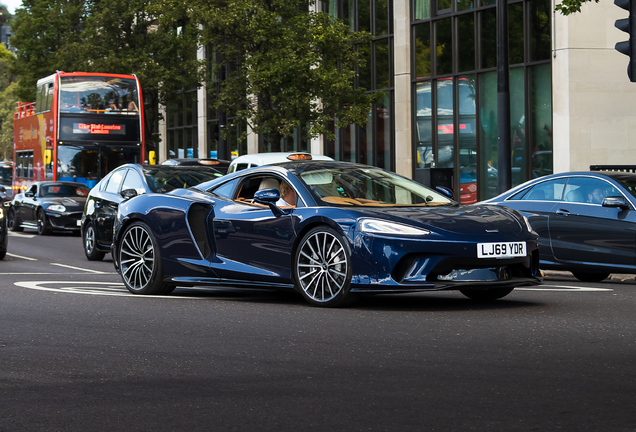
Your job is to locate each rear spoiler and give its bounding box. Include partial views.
[589,165,636,173]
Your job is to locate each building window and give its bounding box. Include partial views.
[412,0,552,203]
[166,90,198,159]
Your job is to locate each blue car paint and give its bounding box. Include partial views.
[113,161,541,293]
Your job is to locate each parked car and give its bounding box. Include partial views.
[226,152,333,174]
[484,170,636,282]
[161,158,231,174]
[0,185,11,204]
[7,181,89,235]
[0,203,7,260]
[82,164,223,261]
[111,160,541,306]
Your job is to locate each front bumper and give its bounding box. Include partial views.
[349,231,542,293]
[46,211,83,230]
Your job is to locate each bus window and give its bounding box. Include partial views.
[35,85,43,113]
[45,83,54,111]
[60,76,139,115]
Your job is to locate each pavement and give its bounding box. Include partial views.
[543,270,636,282]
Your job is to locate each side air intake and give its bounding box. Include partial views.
[187,204,211,259]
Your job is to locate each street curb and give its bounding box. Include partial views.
[542,270,636,283]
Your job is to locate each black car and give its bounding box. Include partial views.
[161,158,231,174]
[0,185,11,204]
[82,164,223,261]
[484,169,636,282]
[0,203,8,260]
[8,181,89,235]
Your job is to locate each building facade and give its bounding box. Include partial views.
[157,0,636,203]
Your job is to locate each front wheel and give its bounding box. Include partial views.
[83,221,105,261]
[572,272,610,283]
[460,287,514,301]
[36,208,49,235]
[119,221,172,295]
[7,208,22,232]
[293,226,357,307]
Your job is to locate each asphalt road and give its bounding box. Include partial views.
[1,229,635,431]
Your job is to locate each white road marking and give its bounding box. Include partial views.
[50,263,110,274]
[7,232,36,238]
[0,272,104,275]
[517,284,613,292]
[13,281,209,299]
[6,253,37,261]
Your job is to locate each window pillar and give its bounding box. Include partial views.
[394,0,412,178]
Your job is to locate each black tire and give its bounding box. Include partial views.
[83,221,105,261]
[460,287,514,301]
[293,226,357,307]
[0,250,5,260]
[572,272,610,283]
[7,208,22,232]
[36,208,49,235]
[118,221,172,295]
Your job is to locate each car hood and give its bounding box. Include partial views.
[42,197,87,211]
[355,204,524,235]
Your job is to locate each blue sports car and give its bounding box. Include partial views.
[112,161,541,307]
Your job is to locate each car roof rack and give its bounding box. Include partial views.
[590,165,636,173]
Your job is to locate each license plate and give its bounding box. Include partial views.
[76,220,82,227]
[477,242,526,259]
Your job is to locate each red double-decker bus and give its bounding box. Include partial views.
[13,71,145,193]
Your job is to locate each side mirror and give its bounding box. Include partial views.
[254,188,280,204]
[120,188,138,200]
[0,186,5,193]
[602,196,630,210]
[435,186,454,199]
[25,191,34,198]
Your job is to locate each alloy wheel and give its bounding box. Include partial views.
[120,225,155,291]
[85,225,96,254]
[296,230,349,303]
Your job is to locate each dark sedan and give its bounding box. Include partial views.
[8,181,89,235]
[82,164,223,261]
[112,161,541,307]
[484,170,636,282]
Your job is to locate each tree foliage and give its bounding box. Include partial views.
[194,0,379,144]
[555,0,600,15]
[0,43,17,160]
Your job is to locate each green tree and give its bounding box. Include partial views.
[195,0,379,145]
[10,0,204,146]
[555,0,600,15]
[0,43,17,160]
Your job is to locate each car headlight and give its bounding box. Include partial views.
[47,205,66,212]
[358,218,430,236]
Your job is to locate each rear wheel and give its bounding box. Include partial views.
[83,221,105,261]
[36,208,49,235]
[293,226,357,307]
[0,250,5,260]
[460,287,514,301]
[572,272,610,283]
[7,208,22,232]
[119,221,172,295]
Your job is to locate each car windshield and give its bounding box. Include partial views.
[298,167,454,207]
[41,184,89,197]
[144,169,222,193]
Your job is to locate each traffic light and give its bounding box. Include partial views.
[615,0,636,82]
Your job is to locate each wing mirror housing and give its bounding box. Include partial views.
[602,196,630,209]
[435,186,454,200]
[25,191,34,198]
[120,188,138,200]
[254,188,280,204]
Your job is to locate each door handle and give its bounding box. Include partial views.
[556,209,570,216]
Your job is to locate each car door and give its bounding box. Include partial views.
[209,174,297,283]
[498,177,566,262]
[94,168,127,247]
[549,176,636,266]
[20,184,39,223]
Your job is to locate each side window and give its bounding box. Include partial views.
[35,85,43,113]
[105,169,126,194]
[519,179,567,202]
[46,83,54,111]
[235,176,280,203]
[28,184,37,196]
[235,163,250,172]
[563,177,619,205]
[121,170,146,195]
[210,178,239,199]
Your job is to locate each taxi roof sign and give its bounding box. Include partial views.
[287,153,313,161]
